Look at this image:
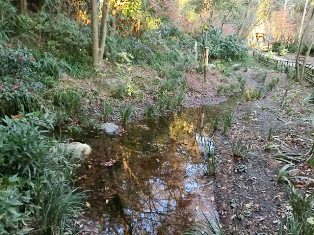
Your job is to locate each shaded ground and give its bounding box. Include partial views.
[213,67,314,234]
[73,56,314,234]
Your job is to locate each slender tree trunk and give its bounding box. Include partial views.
[20,0,27,15]
[298,0,309,42]
[91,0,99,67]
[91,0,110,69]
[99,0,110,62]
[301,39,314,80]
[296,3,313,82]
[236,0,251,43]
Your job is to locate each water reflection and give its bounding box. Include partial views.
[74,100,238,234]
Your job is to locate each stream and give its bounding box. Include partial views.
[72,98,240,234]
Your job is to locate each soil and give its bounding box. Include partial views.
[73,54,314,234]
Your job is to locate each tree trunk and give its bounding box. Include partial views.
[20,0,27,15]
[296,4,313,82]
[301,39,314,80]
[236,0,251,43]
[91,0,99,67]
[91,0,110,69]
[99,0,110,62]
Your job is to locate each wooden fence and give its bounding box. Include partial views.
[252,51,314,84]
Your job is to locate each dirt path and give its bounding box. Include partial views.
[212,67,314,234]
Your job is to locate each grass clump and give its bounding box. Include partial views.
[119,105,133,125]
[103,100,113,121]
[231,139,252,160]
[244,88,265,102]
[221,112,235,134]
[182,212,224,235]
[279,188,314,235]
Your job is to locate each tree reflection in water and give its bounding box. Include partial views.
[75,100,237,234]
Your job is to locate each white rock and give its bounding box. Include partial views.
[101,123,122,137]
[52,142,92,158]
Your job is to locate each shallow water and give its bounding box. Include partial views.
[73,98,239,234]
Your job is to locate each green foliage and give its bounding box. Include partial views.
[16,11,91,64]
[0,113,53,179]
[285,66,296,80]
[272,41,284,53]
[203,28,248,61]
[103,100,113,121]
[35,51,71,78]
[0,0,18,45]
[221,112,235,134]
[0,47,72,117]
[277,164,298,184]
[0,48,43,115]
[244,88,265,101]
[182,212,224,235]
[145,106,158,118]
[254,71,267,83]
[0,175,33,235]
[209,117,219,132]
[0,113,84,234]
[220,35,248,61]
[36,182,85,235]
[119,105,133,125]
[52,88,83,116]
[266,77,279,92]
[216,76,246,97]
[231,139,252,159]
[300,43,314,56]
[204,151,216,176]
[280,189,314,235]
[287,43,298,53]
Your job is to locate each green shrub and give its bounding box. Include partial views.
[220,35,248,61]
[200,28,248,61]
[0,47,70,117]
[0,175,33,235]
[0,113,85,234]
[52,88,83,116]
[0,0,19,45]
[272,41,285,53]
[287,43,298,53]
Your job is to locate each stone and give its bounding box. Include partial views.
[51,142,92,159]
[232,63,241,70]
[100,78,123,96]
[101,123,122,137]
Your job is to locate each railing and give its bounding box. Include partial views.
[252,51,314,84]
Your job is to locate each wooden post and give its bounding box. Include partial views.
[204,46,209,82]
[194,41,198,63]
